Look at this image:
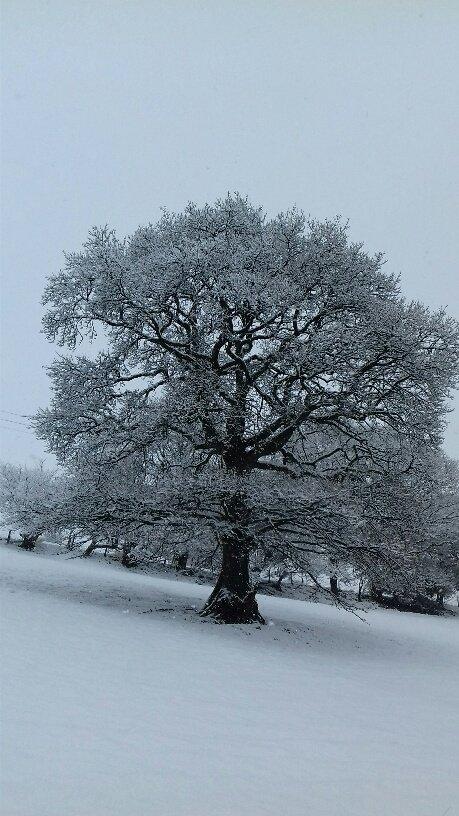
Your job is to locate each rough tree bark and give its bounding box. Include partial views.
[199,345,266,624]
[330,574,339,596]
[200,535,264,624]
[200,489,264,623]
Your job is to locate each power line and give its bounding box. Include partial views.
[0,422,35,436]
[0,417,30,427]
[0,409,32,418]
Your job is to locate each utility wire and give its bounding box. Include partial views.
[0,409,32,418]
[0,422,35,435]
[0,417,30,427]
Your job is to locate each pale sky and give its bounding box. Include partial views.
[1,0,458,465]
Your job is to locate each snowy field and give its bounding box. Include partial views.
[1,546,458,816]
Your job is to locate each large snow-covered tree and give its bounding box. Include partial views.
[351,448,459,606]
[35,195,459,622]
[0,463,65,548]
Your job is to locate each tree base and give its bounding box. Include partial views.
[200,587,265,624]
[18,535,38,551]
[379,593,443,615]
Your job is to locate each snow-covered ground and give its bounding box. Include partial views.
[1,545,458,816]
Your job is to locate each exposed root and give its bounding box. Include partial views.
[200,587,265,625]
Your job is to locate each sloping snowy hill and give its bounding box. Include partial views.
[1,546,458,816]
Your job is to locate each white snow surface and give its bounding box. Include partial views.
[1,546,458,816]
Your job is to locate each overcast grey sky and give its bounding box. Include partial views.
[1,0,458,466]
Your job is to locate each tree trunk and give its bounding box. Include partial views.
[275,570,288,592]
[173,551,189,571]
[121,541,136,568]
[330,574,339,596]
[436,590,445,608]
[370,583,383,603]
[82,540,98,557]
[358,578,364,602]
[201,537,264,624]
[18,533,39,551]
[6,530,12,544]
